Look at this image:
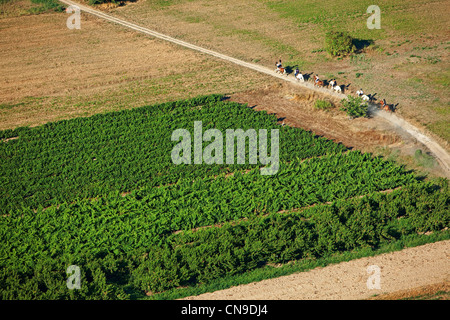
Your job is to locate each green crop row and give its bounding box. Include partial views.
[1,180,447,299]
[134,180,449,295]
[1,93,448,300]
[1,150,419,264]
[0,150,422,299]
[0,94,346,214]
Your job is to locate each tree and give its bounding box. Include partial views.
[325,31,356,57]
[340,95,368,118]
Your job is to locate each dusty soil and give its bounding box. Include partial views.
[369,282,449,300]
[0,11,272,130]
[183,240,450,300]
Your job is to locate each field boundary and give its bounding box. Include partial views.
[58,0,450,176]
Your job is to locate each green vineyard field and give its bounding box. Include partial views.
[0,95,448,300]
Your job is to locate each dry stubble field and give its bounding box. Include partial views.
[0,4,273,130]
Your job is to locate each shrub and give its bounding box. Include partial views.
[340,95,368,118]
[28,0,65,12]
[314,99,334,110]
[325,31,356,57]
[88,0,118,4]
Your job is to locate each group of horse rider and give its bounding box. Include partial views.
[275,60,304,81]
[275,60,320,83]
[274,59,392,111]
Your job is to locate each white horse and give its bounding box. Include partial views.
[329,79,335,88]
[333,84,342,93]
[361,94,370,102]
[295,73,304,82]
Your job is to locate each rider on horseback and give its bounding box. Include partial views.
[276,60,282,69]
[294,67,299,77]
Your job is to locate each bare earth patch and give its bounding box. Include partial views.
[183,240,450,300]
[369,282,449,300]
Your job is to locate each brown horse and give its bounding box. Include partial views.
[275,67,287,75]
[314,75,324,87]
[379,99,393,112]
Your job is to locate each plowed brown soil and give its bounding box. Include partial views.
[183,240,449,300]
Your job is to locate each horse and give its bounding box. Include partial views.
[328,79,342,93]
[379,99,394,112]
[383,104,393,112]
[295,73,304,82]
[275,67,287,75]
[361,94,370,102]
[329,79,336,88]
[314,75,324,87]
[329,80,341,93]
[315,80,325,87]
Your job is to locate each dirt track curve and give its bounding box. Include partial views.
[58,0,450,300]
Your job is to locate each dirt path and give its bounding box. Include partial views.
[229,83,450,179]
[371,106,450,176]
[183,240,449,300]
[59,0,325,93]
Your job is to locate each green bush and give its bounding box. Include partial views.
[314,99,334,110]
[29,0,65,12]
[88,0,117,5]
[340,95,368,118]
[325,31,356,57]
